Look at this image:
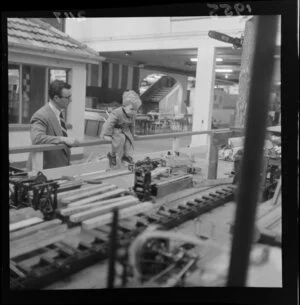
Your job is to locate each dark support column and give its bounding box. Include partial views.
[107,208,119,289]
[227,16,279,287]
[207,133,219,179]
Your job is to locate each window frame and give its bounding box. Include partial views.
[9,62,71,125]
[8,63,22,124]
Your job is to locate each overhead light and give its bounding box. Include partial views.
[225,74,228,79]
[215,69,233,73]
[125,52,132,56]
[191,57,223,62]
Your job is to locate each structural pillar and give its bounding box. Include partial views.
[234,17,256,128]
[191,41,216,147]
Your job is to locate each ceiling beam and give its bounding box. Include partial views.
[215,64,241,71]
[215,78,238,85]
[143,65,195,77]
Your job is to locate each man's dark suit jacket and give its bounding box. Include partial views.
[28,104,70,170]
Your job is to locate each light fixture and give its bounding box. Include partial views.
[125,52,132,56]
[215,69,233,73]
[225,74,228,79]
[190,57,223,62]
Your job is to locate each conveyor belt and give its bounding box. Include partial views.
[10,185,235,290]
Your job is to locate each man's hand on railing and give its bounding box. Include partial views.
[60,137,80,147]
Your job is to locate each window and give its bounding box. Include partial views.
[22,65,46,124]
[49,69,68,83]
[8,64,20,123]
[8,64,46,124]
[8,64,70,124]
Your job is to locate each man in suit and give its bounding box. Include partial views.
[28,80,79,170]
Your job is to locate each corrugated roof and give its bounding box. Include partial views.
[7,18,103,61]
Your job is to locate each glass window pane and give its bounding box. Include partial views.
[22,65,46,124]
[50,69,67,82]
[8,64,20,124]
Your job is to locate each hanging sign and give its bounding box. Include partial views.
[208,31,243,48]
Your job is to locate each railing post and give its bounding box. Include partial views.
[31,152,44,171]
[207,133,219,179]
[172,136,180,152]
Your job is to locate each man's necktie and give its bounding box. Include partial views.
[59,112,68,137]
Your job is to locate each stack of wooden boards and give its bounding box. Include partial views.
[9,207,76,259]
[57,182,153,230]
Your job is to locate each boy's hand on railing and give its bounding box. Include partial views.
[103,136,113,142]
[60,137,80,147]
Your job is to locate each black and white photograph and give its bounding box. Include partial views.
[2,1,298,304]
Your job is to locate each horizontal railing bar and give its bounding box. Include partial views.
[10,144,66,154]
[9,128,233,155]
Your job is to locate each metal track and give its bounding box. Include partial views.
[10,185,235,290]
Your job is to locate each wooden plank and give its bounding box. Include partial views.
[95,225,112,235]
[92,169,130,180]
[15,262,32,274]
[82,202,153,230]
[77,230,96,244]
[57,183,109,201]
[55,242,77,256]
[61,184,116,204]
[9,217,44,232]
[272,177,281,206]
[257,205,281,230]
[118,220,136,231]
[10,261,26,278]
[59,195,136,216]
[59,234,81,250]
[81,228,109,243]
[10,225,67,259]
[15,249,59,272]
[151,167,172,178]
[11,233,67,259]
[68,188,127,207]
[196,178,234,187]
[10,219,62,241]
[9,208,43,224]
[70,198,139,223]
[61,184,118,204]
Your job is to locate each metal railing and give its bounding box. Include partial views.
[9,128,238,173]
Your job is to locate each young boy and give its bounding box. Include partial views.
[101,90,142,167]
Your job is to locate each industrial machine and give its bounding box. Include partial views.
[132,155,195,201]
[9,153,281,290]
[9,171,82,219]
[9,179,236,290]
